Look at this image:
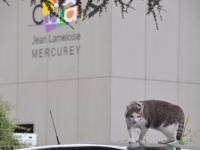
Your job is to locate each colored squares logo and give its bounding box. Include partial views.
[42,0,78,32]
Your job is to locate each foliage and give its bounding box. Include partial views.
[2,0,165,30]
[0,97,31,149]
[175,116,200,146]
[2,0,8,5]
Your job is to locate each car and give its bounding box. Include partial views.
[16,142,200,150]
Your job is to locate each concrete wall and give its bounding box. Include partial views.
[111,0,200,146]
[0,0,200,147]
[0,0,111,145]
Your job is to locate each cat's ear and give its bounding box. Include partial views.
[136,102,143,113]
[137,105,143,115]
[126,106,130,111]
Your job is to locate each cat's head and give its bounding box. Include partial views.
[125,102,143,125]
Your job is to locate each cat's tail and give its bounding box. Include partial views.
[176,111,185,140]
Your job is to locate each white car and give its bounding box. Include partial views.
[17,142,200,150]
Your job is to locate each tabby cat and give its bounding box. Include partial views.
[125,100,185,144]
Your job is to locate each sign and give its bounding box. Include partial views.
[14,133,37,146]
[42,0,78,32]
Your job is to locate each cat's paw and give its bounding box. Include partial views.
[128,140,134,144]
[136,140,142,143]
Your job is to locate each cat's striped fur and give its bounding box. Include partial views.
[125,100,185,144]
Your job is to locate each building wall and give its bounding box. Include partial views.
[111,0,200,146]
[0,0,111,145]
[0,0,200,147]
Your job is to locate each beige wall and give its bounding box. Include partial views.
[0,0,200,147]
[111,0,200,146]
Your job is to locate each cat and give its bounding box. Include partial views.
[125,100,185,144]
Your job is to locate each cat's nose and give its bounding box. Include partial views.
[133,121,136,124]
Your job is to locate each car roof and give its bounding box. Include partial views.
[16,142,200,150]
[16,143,127,150]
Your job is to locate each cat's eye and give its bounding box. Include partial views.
[137,116,140,118]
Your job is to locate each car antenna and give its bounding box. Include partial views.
[50,110,60,145]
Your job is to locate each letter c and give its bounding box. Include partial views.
[33,4,43,25]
